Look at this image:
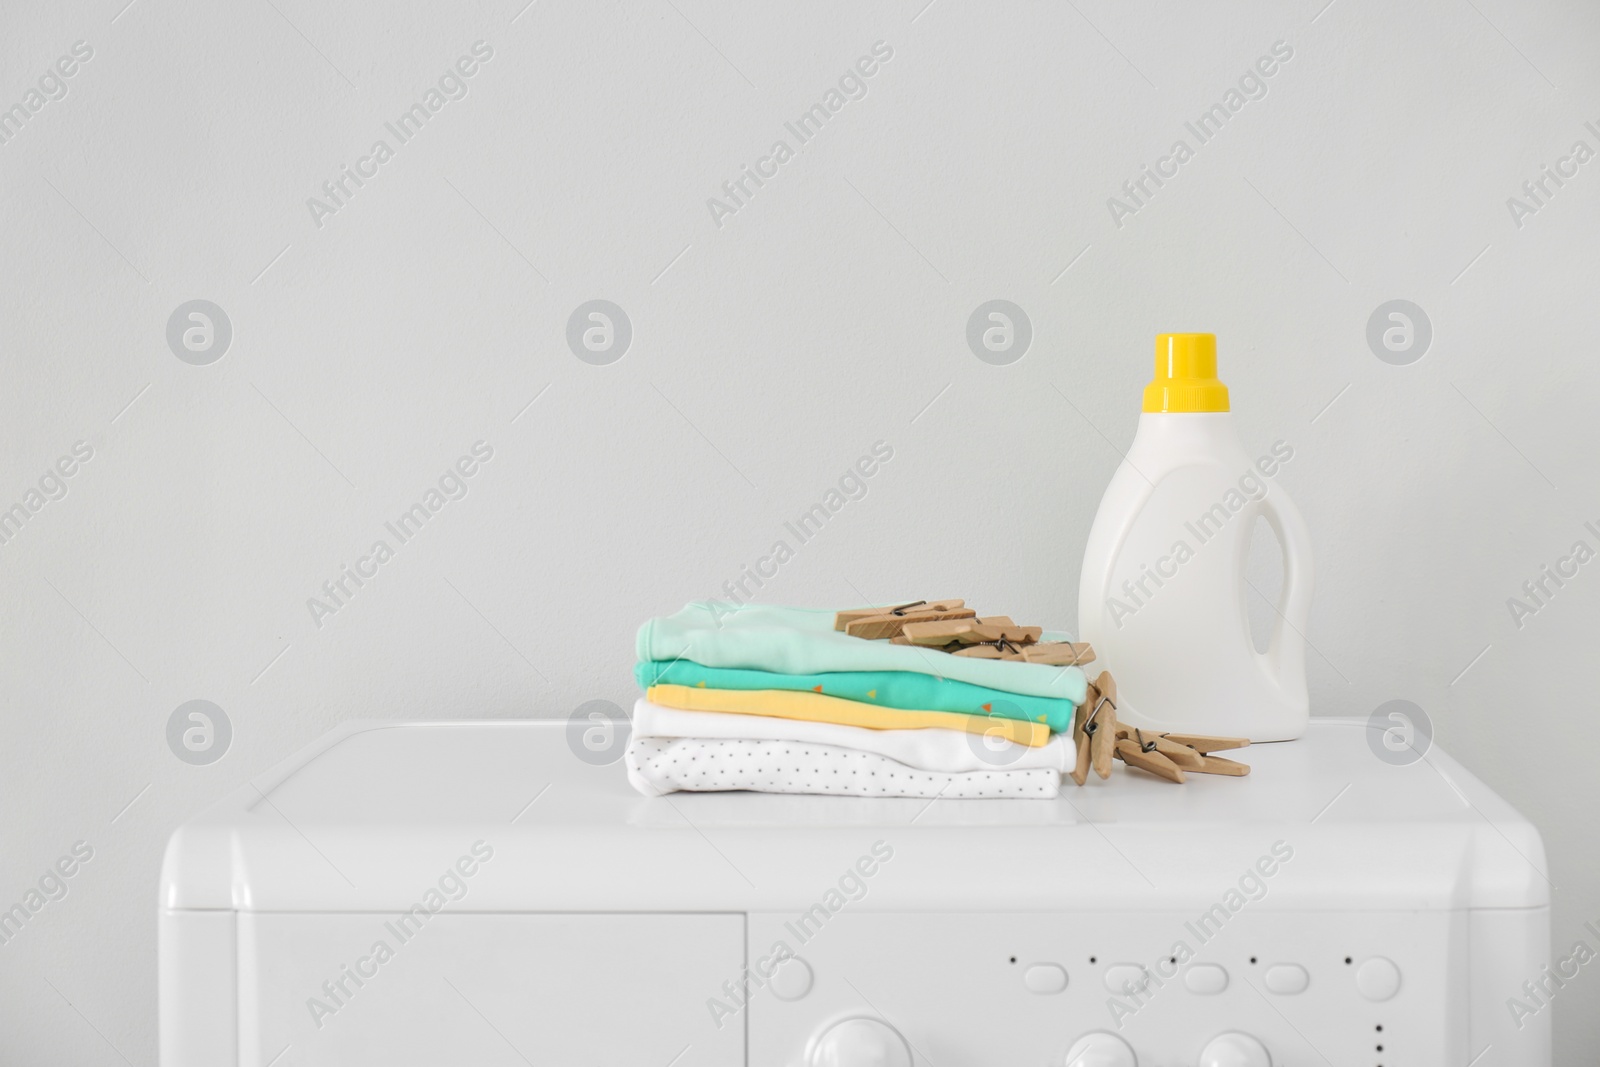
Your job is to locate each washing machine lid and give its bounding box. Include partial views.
[159,718,1547,913]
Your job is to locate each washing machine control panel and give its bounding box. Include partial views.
[752,911,1436,1066]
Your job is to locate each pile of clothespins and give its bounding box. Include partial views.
[837,599,1095,665]
[838,599,1252,786]
[1072,671,1250,784]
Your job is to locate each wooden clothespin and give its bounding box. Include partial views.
[1013,641,1095,666]
[1192,754,1251,776]
[1157,733,1251,776]
[1159,733,1249,753]
[1070,671,1119,784]
[901,617,1043,647]
[1070,680,1098,786]
[951,641,1013,659]
[1112,727,1188,783]
[835,599,952,629]
[1116,726,1205,769]
[1114,737,1185,783]
[946,644,1088,663]
[1090,671,1117,779]
[835,599,974,640]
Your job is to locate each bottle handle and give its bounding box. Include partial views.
[1256,488,1315,695]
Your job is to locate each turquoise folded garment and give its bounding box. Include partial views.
[636,602,1087,705]
[635,660,1076,731]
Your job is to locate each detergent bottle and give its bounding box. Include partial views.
[1077,334,1314,742]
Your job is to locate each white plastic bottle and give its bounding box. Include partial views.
[1077,334,1314,742]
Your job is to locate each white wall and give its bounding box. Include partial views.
[2,0,1597,1061]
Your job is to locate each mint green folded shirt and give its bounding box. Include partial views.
[636,602,1087,706]
[635,660,1076,731]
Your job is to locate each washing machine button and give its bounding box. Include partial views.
[1184,963,1229,994]
[1198,1031,1271,1067]
[1355,956,1401,1001]
[1023,962,1069,994]
[1103,964,1151,995]
[808,1017,912,1067]
[1063,1031,1136,1067]
[1263,964,1309,994]
[770,957,813,1001]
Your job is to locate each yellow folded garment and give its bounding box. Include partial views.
[645,684,1050,748]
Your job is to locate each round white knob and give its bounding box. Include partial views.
[770,956,814,1001]
[809,1017,913,1067]
[1198,1032,1271,1067]
[1064,1031,1137,1067]
[1355,956,1401,1001]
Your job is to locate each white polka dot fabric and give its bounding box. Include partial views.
[626,737,1061,799]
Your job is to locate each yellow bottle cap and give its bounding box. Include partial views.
[1143,333,1230,413]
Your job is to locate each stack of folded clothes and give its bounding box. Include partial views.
[627,602,1089,799]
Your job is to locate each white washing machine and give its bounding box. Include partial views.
[159,718,1550,1066]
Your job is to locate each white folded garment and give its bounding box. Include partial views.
[626,736,1061,799]
[631,697,1071,774]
